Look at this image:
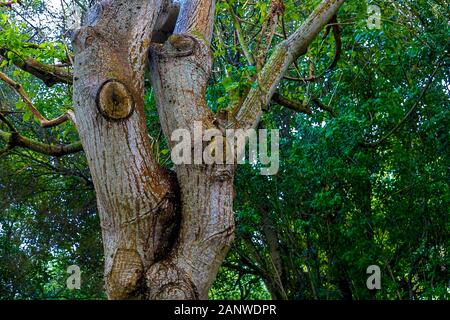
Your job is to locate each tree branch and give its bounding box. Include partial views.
[233,0,346,129]
[255,0,285,71]
[0,112,16,132]
[311,96,336,117]
[271,92,337,116]
[0,70,76,128]
[283,15,342,82]
[271,92,311,114]
[0,49,73,86]
[0,128,82,156]
[228,4,255,65]
[152,2,180,43]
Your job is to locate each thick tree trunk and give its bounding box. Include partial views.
[71,0,234,299]
[72,0,179,299]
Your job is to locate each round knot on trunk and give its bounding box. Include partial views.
[168,34,195,52]
[152,34,198,58]
[96,79,134,121]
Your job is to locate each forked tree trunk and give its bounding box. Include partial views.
[70,0,345,299]
[72,0,233,299]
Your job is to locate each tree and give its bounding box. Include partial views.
[0,0,346,299]
[2,0,448,301]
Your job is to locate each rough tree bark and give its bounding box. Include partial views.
[66,0,345,299]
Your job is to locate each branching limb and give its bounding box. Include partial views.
[255,0,285,71]
[0,128,82,156]
[230,0,285,70]
[0,110,81,157]
[0,70,76,128]
[311,97,337,117]
[283,15,342,83]
[271,93,337,116]
[227,4,255,65]
[233,0,346,129]
[271,92,311,114]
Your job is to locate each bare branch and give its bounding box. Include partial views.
[271,92,337,116]
[271,92,311,114]
[311,97,336,117]
[0,70,76,128]
[255,0,285,71]
[0,128,82,156]
[228,4,255,65]
[284,15,342,82]
[0,49,73,86]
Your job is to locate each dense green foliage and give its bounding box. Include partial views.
[0,0,448,299]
